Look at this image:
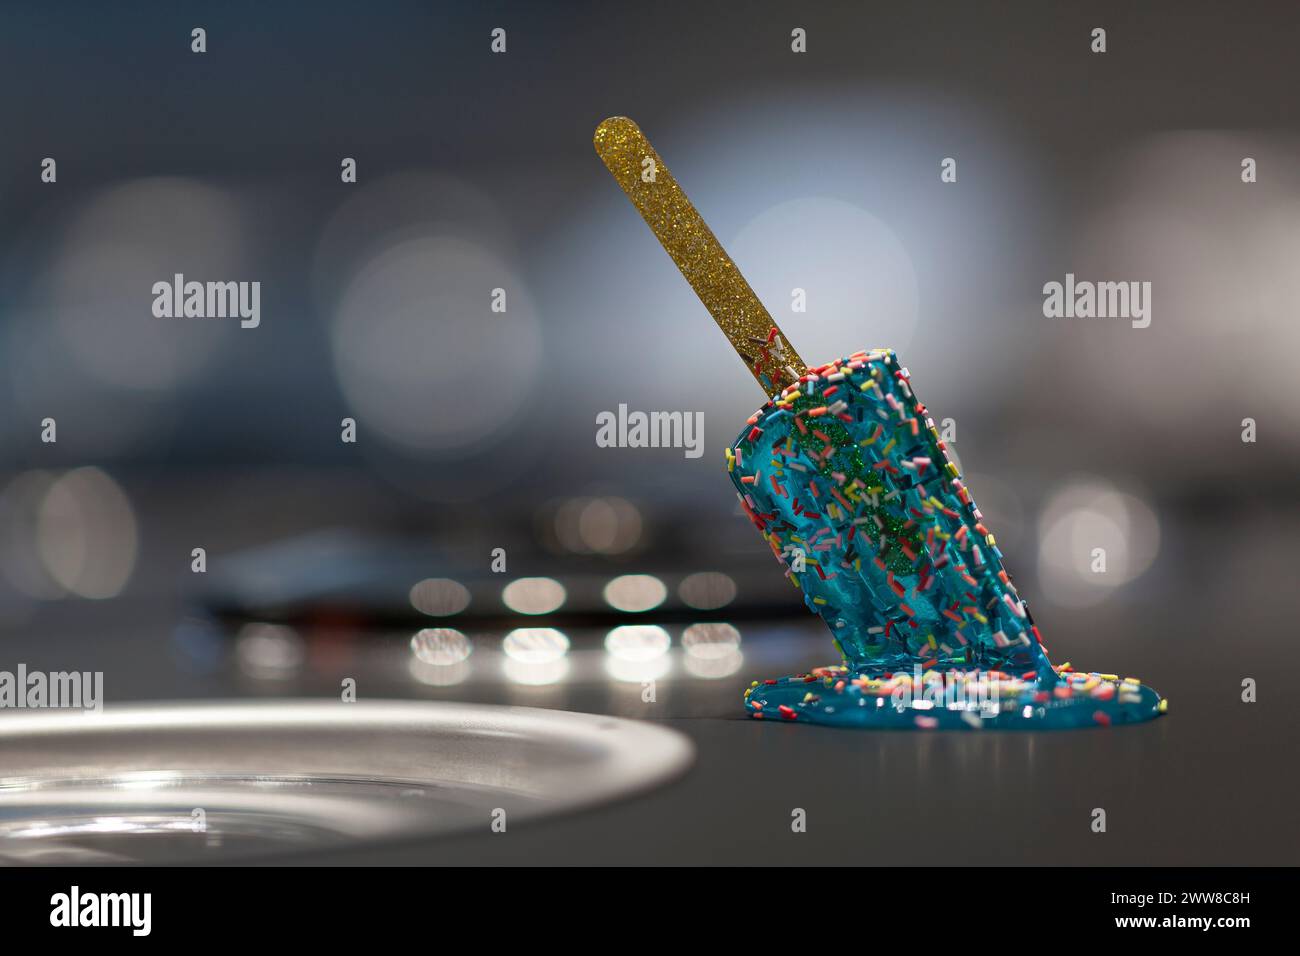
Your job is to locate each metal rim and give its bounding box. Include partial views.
[0,700,694,863]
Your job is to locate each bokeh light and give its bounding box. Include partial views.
[35,467,138,599]
[501,577,566,615]
[410,627,473,665]
[502,627,570,663]
[604,625,671,661]
[677,572,737,610]
[408,578,471,617]
[235,624,304,680]
[681,622,741,659]
[602,574,668,613]
[1036,478,1161,607]
[551,496,644,554]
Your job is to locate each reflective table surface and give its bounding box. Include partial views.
[1,486,1295,866]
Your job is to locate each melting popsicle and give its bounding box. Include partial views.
[594,116,1165,728]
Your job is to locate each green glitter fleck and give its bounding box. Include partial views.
[786,394,922,574]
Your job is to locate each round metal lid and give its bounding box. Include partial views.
[0,700,694,864]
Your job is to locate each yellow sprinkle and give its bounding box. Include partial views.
[812,597,827,605]
[1158,698,1168,713]
[1099,673,1118,681]
[882,438,897,455]
[986,533,996,547]
[1124,677,1142,685]
[946,462,959,477]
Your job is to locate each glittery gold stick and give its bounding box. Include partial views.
[594,116,807,395]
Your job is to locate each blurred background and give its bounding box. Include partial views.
[0,0,1296,864]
